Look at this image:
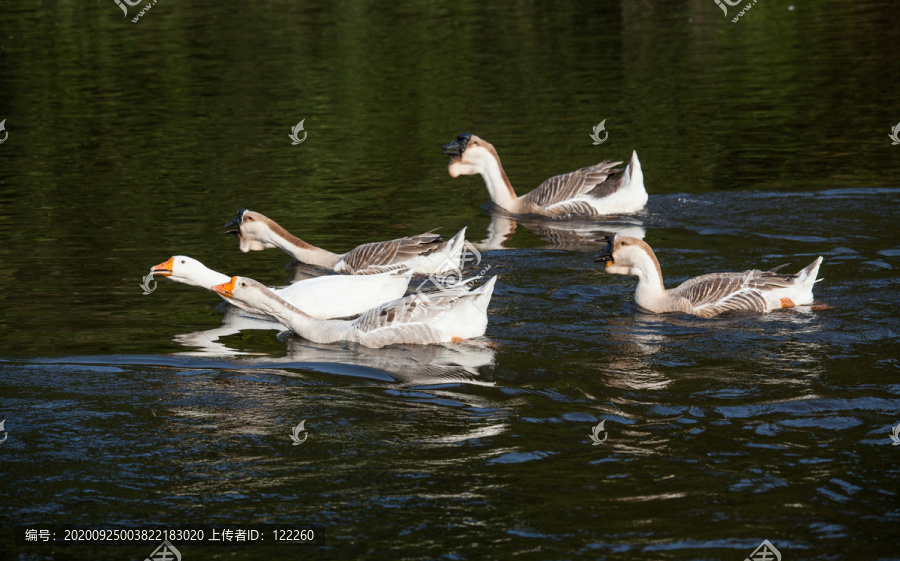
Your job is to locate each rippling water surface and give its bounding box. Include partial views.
[1,1,898,560]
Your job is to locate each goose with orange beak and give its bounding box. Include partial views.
[149,255,413,319]
[442,133,647,218]
[211,274,498,348]
[593,234,824,317]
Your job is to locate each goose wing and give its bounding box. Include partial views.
[348,284,475,347]
[352,284,473,332]
[673,269,801,317]
[521,161,624,216]
[338,231,444,274]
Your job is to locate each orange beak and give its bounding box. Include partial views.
[151,257,175,277]
[211,276,238,298]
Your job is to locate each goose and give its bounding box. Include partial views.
[150,255,413,319]
[224,209,468,275]
[592,234,824,317]
[442,133,647,217]
[210,275,498,348]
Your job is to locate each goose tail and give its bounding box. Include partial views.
[796,256,824,287]
[471,275,498,314]
[620,150,648,207]
[445,226,469,268]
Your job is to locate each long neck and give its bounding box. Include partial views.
[261,222,341,269]
[630,250,668,310]
[257,290,350,344]
[199,268,231,290]
[175,267,231,290]
[480,149,519,211]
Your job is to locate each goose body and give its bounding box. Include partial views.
[225,209,468,275]
[211,275,498,348]
[593,235,823,318]
[150,255,412,319]
[442,133,647,218]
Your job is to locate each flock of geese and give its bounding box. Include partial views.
[149,133,824,349]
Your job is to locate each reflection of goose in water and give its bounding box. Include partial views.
[275,337,496,387]
[170,309,495,387]
[473,212,646,251]
[594,315,673,391]
[171,306,284,356]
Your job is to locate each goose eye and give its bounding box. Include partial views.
[180,260,185,264]
[241,282,246,287]
[245,216,253,221]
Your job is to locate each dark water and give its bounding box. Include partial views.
[1,0,899,559]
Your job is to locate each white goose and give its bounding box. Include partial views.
[150,255,412,319]
[211,275,498,348]
[593,234,824,317]
[224,209,468,275]
[442,133,647,217]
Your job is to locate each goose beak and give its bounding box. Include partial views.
[223,210,246,237]
[150,257,175,277]
[211,276,238,298]
[442,132,471,160]
[592,242,614,268]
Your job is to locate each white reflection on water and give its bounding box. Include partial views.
[171,307,285,356]
[474,211,645,251]
[171,307,496,387]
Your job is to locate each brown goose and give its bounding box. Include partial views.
[593,234,824,318]
[442,133,647,218]
[224,209,467,275]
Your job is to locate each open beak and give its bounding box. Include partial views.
[592,238,615,268]
[442,133,471,160]
[150,257,175,277]
[211,276,238,298]
[224,210,246,238]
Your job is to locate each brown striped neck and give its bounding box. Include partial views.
[482,143,517,202]
[629,242,668,309]
[256,215,341,269]
[475,142,519,212]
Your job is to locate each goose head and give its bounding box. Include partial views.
[224,209,277,252]
[592,234,661,279]
[212,276,270,309]
[151,255,226,289]
[442,133,500,178]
